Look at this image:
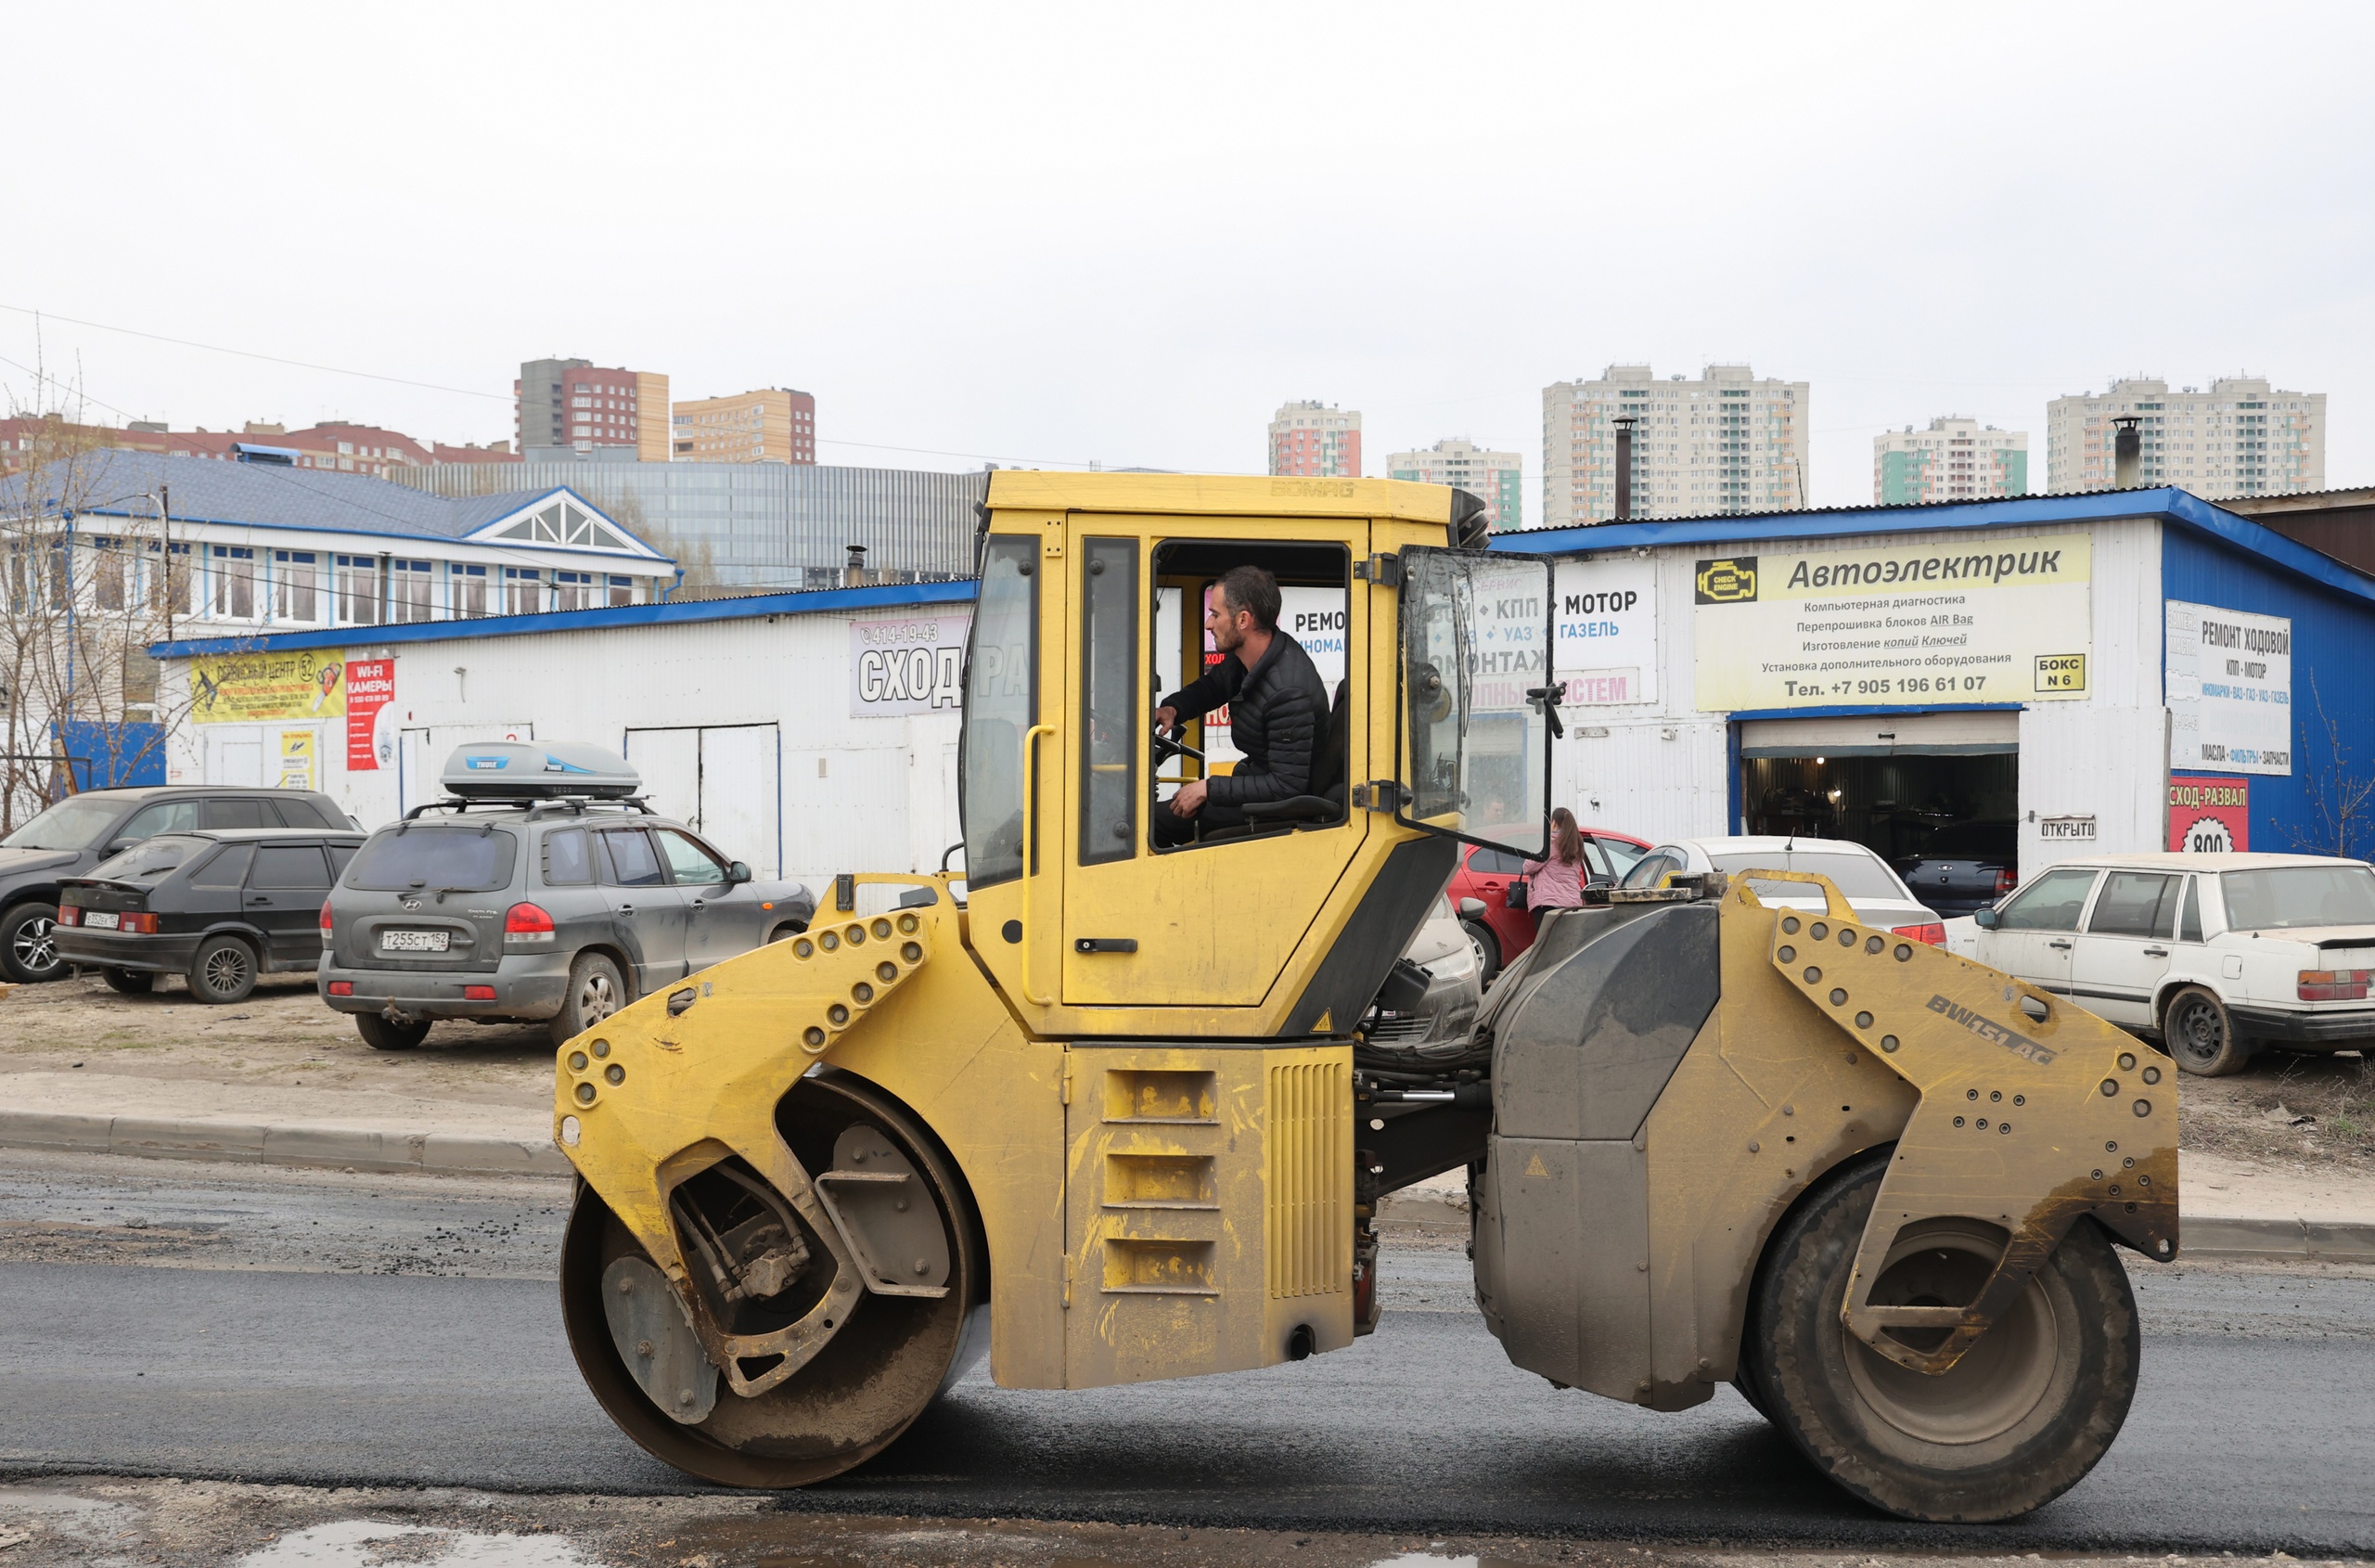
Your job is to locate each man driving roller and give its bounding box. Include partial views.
[1152,564,1329,847]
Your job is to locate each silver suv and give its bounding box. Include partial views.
[319,800,815,1050]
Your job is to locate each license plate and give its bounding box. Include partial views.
[83,910,120,930]
[379,930,450,953]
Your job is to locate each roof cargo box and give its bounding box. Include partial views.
[442,741,641,800]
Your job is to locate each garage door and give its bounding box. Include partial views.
[624,725,781,877]
[1738,710,2019,757]
[1736,708,2020,868]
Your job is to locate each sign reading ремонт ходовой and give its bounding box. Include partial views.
[2165,600,2291,776]
[1691,533,2093,712]
[850,611,972,718]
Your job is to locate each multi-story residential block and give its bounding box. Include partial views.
[1268,402,1361,478]
[2046,376,2326,498]
[1873,418,2029,505]
[516,358,671,461]
[1386,438,1522,530]
[1540,364,1808,527]
[672,388,817,464]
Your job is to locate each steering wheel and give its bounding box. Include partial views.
[1151,722,1204,766]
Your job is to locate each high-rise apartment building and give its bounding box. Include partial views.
[1268,402,1361,478]
[672,388,817,464]
[2046,376,2325,498]
[1386,438,1522,530]
[1540,364,1808,528]
[1873,418,2029,505]
[515,358,671,461]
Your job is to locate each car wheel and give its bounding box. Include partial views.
[767,921,808,944]
[102,967,154,996]
[2163,984,2250,1075]
[355,1013,432,1051]
[552,951,627,1046]
[187,935,258,1005]
[1460,919,1501,987]
[0,902,65,983]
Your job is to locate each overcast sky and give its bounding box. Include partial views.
[5,2,2369,512]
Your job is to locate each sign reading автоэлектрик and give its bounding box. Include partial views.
[1691,534,2093,712]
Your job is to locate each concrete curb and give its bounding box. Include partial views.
[0,1109,571,1179]
[1373,1189,2375,1263]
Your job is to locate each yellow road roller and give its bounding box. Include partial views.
[554,473,2176,1522]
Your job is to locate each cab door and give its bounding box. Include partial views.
[1057,525,1365,1010]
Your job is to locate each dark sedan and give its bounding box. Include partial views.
[1892,820,2018,919]
[56,828,366,1003]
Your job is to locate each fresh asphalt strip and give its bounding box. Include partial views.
[1,1261,2370,1552]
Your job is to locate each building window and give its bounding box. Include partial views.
[148,543,191,616]
[89,538,128,611]
[336,555,379,625]
[211,546,257,620]
[453,563,488,618]
[608,574,635,608]
[504,567,542,616]
[274,550,319,623]
[391,559,434,623]
[554,571,594,611]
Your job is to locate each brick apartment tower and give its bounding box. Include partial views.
[1267,401,1361,478]
[516,358,671,461]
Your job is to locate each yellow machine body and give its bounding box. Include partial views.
[554,470,2176,1517]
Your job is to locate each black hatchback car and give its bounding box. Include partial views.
[55,829,367,1003]
[1891,820,2019,919]
[0,786,354,983]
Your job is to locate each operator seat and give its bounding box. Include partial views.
[1236,678,1350,830]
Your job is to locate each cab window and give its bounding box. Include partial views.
[204,798,271,829]
[960,536,1038,888]
[1996,868,2099,931]
[1469,847,1527,875]
[121,800,201,841]
[544,829,595,887]
[1078,537,1138,865]
[188,843,255,889]
[250,845,331,890]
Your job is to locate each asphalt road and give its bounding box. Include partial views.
[1,1151,2372,1552]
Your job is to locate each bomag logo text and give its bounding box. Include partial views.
[1695,557,1759,604]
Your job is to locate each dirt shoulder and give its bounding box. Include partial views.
[2179,1047,2375,1173]
[0,970,550,1123]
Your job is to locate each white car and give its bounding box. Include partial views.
[1617,836,1945,942]
[1970,851,2375,1076]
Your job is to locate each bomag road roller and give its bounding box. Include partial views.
[554,472,2177,1523]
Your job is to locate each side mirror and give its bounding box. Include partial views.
[725,860,752,887]
[104,839,136,855]
[1973,906,2001,930]
[1457,897,1485,919]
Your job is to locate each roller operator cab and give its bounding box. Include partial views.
[553,473,2177,1521]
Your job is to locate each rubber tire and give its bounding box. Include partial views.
[0,902,64,983]
[356,1013,431,1051]
[767,922,808,944]
[1740,1151,2140,1523]
[2163,984,2250,1076]
[188,935,258,1005]
[551,951,628,1046]
[1461,919,1501,988]
[102,967,155,996]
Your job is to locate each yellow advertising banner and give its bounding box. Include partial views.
[1693,533,2093,711]
[189,649,349,725]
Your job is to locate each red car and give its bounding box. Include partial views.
[1449,829,1652,983]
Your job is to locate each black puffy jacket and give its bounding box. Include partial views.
[1162,631,1329,808]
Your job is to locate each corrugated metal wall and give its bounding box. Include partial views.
[160,610,964,894]
[2163,528,2375,858]
[392,462,982,589]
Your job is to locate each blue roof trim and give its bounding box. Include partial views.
[149,577,981,659]
[1491,488,2375,608]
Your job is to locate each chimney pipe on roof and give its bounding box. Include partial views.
[844,544,869,587]
[1611,416,1637,521]
[2112,417,2142,488]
